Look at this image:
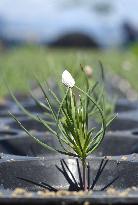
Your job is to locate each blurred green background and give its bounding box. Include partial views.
[0,45,137,97]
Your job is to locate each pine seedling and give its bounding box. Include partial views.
[9,69,116,191]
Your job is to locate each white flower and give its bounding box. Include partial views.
[62,70,75,88]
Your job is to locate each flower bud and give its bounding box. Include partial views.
[84,65,93,78]
[62,70,75,88]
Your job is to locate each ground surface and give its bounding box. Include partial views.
[0,46,137,97]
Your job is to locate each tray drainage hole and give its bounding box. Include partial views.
[132,130,138,135]
[0,130,18,136]
[0,105,9,111]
